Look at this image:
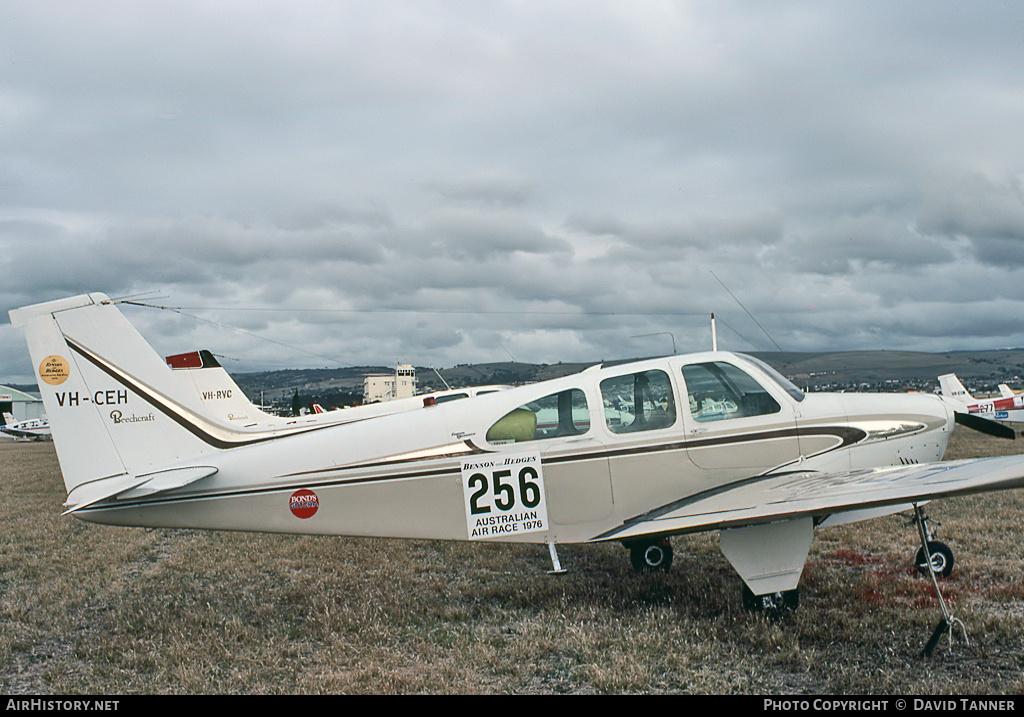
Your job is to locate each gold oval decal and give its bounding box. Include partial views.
[39,355,71,386]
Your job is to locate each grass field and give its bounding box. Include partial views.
[2,429,1022,694]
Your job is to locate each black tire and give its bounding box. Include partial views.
[915,541,954,578]
[629,539,673,572]
[742,584,799,617]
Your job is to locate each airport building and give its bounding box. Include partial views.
[363,364,417,403]
[0,384,45,423]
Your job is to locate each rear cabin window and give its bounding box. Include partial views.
[681,362,781,423]
[600,369,677,433]
[433,393,468,404]
[485,389,590,444]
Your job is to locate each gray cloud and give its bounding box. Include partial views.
[918,174,1024,250]
[3,1,1024,382]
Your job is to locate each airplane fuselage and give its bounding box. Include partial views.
[0,416,51,440]
[938,373,1024,425]
[964,393,1024,423]
[72,352,954,546]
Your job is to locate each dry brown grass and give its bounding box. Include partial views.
[2,429,1022,694]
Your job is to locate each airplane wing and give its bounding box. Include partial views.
[594,455,1024,542]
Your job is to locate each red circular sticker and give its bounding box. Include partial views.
[289,489,319,519]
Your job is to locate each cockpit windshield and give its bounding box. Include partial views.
[738,354,805,402]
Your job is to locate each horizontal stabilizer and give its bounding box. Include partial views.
[119,465,219,499]
[62,473,149,515]
[63,465,217,514]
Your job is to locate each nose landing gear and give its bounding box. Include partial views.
[910,507,954,579]
[911,504,968,658]
[915,540,954,579]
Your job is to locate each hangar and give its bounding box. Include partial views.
[0,384,45,423]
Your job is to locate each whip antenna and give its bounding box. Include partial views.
[710,270,786,356]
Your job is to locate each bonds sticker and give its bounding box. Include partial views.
[461,450,549,539]
[290,489,319,519]
[39,355,71,386]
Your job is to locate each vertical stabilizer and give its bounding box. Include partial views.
[9,294,221,504]
[937,374,973,406]
[166,350,278,427]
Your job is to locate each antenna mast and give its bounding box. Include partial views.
[711,313,717,352]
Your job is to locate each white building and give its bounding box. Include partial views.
[363,364,417,403]
[0,384,45,422]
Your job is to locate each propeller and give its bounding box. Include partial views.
[954,411,1017,440]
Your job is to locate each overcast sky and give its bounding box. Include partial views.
[3,1,1024,383]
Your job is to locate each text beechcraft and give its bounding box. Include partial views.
[11,293,1024,653]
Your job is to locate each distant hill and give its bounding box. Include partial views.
[233,360,598,410]
[10,349,1024,410]
[228,349,1024,412]
[750,349,1024,391]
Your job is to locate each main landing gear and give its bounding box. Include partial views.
[623,535,802,617]
[741,585,799,617]
[626,537,674,572]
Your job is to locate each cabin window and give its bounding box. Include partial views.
[681,362,781,423]
[433,393,469,404]
[485,389,590,444]
[600,369,677,433]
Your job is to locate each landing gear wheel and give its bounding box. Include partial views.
[915,541,954,579]
[742,585,799,617]
[629,539,673,572]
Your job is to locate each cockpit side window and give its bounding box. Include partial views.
[485,388,590,444]
[600,369,677,433]
[681,362,781,423]
[740,354,805,402]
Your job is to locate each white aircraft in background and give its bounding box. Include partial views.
[165,348,508,428]
[11,293,1024,656]
[166,350,281,427]
[1,412,51,440]
[939,373,1024,427]
[311,385,509,416]
[998,383,1021,399]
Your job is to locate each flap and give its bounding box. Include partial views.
[593,454,1024,542]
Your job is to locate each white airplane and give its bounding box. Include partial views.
[10,293,1024,653]
[998,383,1021,399]
[1,412,51,440]
[166,349,281,427]
[312,384,510,415]
[167,349,509,429]
[939,373,1024,426]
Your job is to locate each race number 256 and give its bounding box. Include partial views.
[461,451,549,539]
